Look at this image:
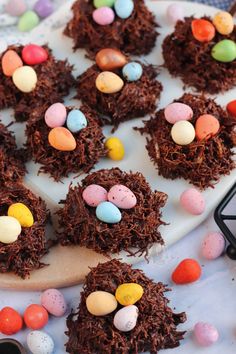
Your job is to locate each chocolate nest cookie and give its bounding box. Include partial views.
[64,0,158,56]
[57,168,167,256]
[138,93,236,189]
[162,17,236,93]
[66,259,186,354]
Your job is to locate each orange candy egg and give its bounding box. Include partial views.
[48,127,76,151]
[24,304,48,330]
[0,307,23,335]
[195,114,220,141]
[191,19,215,42]
[1,50,23,76]
[226,100,236,118]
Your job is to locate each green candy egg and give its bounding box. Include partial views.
[211,39,236,63]
[93,0,115,8]
[18,10,39,32]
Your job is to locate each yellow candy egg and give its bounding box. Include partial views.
[213,11,234,35]
[96,71,124,94]
[115,283,144,306]
[105,137,125,161]
[0,216,21,244]
[86,291,118,316]
[8,203,34,228]
[12,65,37,93]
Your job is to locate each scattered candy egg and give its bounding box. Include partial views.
[27,331,54,354]
[95,48,127,71]
[12,66,38,93]
[115,283,143,306]
[0,307,23,335]
[172,258,202,284]
[113,305,139,332]
[48,127,76,151]
[22,44,48,65]
[41,289,67,317]
[86,291,118,316]
[1,50,23,77]
[8,202,34,227]
[191,19,215,42]
[213,11,234,35]
[194,322,219,346]
[105,136,125,160]
[195,114,220,141]
[108,185,137,209]
[93,7,115,26]
[18,10,40,32]
[166,3,184,24]
[122,62,143,82]
[96,201,122,223]
[82,184,108,207]
[34,0,54,18]
[5,0,27,17]
[114,0,134,19]
[45,102,67,128]
[94,0,115,8]
[202,231,225,260]
[180,188,205,215]
[66,109,87,133]
[96,71,124,94]
[171,120,195,145]
[24,304,49,330]
[164,102,193,124]
[211,39,236,63]
[0,216,21,244]
[227,99,236,118]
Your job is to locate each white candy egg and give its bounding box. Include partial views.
[113,305,139,332]
[27,331,54,354]
[171,120,195,145]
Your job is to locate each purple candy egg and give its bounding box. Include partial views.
[34,0,54,18]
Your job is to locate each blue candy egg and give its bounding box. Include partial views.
[114,0,134,19]
[122,62,143,82]
[96,201,122,224]
[66,109,88,133]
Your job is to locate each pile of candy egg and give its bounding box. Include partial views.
[92,0,134,26]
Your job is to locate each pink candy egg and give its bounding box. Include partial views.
[166,3,184,24]
[180,188,205,215]
[5,0,27,17]
[164,102,193,124]
[45,103,67,128]
[194,322,219,346]
[41,289,67,317]
[92,7,115,26]
[82,184,108,207]
[202,231,225,260]
[108,184,137,209]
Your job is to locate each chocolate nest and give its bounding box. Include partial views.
[57,168,167,256]
[64,0,158,56]
[76,64,162,128]
[138,93,236,189]
[66,259,186,354]
[25,104,106,181]
[162,17,236,94]
[0,183,48,278]
[0,45,75,122]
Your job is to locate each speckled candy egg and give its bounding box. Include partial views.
[22,44,48,65]
[164,102,193,124]
[66,109,87,133]
[166,3,184,24]
[96,71,124,93]
[113,305,139,332]
[122,62,143,82]
[0,216,21,244]
[194,322,219,346]
[195,114,220,141]
[48,127,76,151]
[96,48,127,71]
[1,50,23,77]
[105,137,125,160]
[86,291,118,316]
[12,66,38,93]
[108,185,137,209]
[115,283,143,305]
[96,201,122,223]
[191,19,215,42]
[82,184,108,207]
[41,289,67,317]
[213,11,234,35]
[114,0,134,19]
[93,7,115,25]
[211,39,236,63]
[171,120,195,145]
[180,188,205,215]
[45,103,67,128]
[27,331,54,354]
[202,232,225,260]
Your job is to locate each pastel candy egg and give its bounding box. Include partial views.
[211,39,236,63]
[1,50,23,77]
[8,203,34,227]
[94,0,115,8]
[12,66,38,93]
[115,283,144,306]
[0,216,21,244]
[108,184,137,209]
[27,331,54,354]
[18,10,40,32]
[86,291,118,316]
[114,0,134,19]
[34,0,54,18]
[164,102,193,124]
[122,62,143,82]
[96,201,121,223]
[41,289,67,317]
[202,232,225,260]
[105,136,125,160]
[66,109,87,133]
[195,114,220,141]
[227,99,236,118]
[191,19,215,42]
[93,7,115,26]
[171,120,195,145]
[95,48,127,71]
[45,103,67,128]
[180,188,205,215]
[96,71,124,94]
[5,0,27,17]
[194,322,219,346]
[213,11,234,35]
[166,3,184,24]
[82,184,108,207]
[48,127,76,151]
[113,305,139,332]
[22,44,48,65]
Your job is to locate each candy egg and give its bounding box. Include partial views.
[41,289,67,317]
[105,137,125,160]
[27,331,54,354]
[227,99,236,118]
[94,0,115,8]
[12,66,38,93]
[82,184,108,207]
[18,10,40,32]
[48,127,76,151]
[171,120,195,145]
[34,0,54,18]
[122,62,143,82]
[180,188,205,215]
[8,202,34,227]
[45,102,67,128]
[213,11,234,35]
[96,201,122,223]
[0,307,23,335]
[164,102,193,124]
[66,109,87,133]
[1,50,23,77]
[86,291,118,316]
[22,44,48,65]
[166,3,184,24]
[114,0,134,19]
[108,185,137,209]
[5,0,27,17]
[115,283,143,306]
[191,19,215,42]
[202,232,225,260]
[194,322,219,346]
[96,71,124,94]
[211,39,236,63]
[95,48,127,71]
[0,216,21,244]
[93,7,115,26]
[113,305,139,332]
[172,258,202,284]
[195,114,220,141]
[24,304,49,330]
